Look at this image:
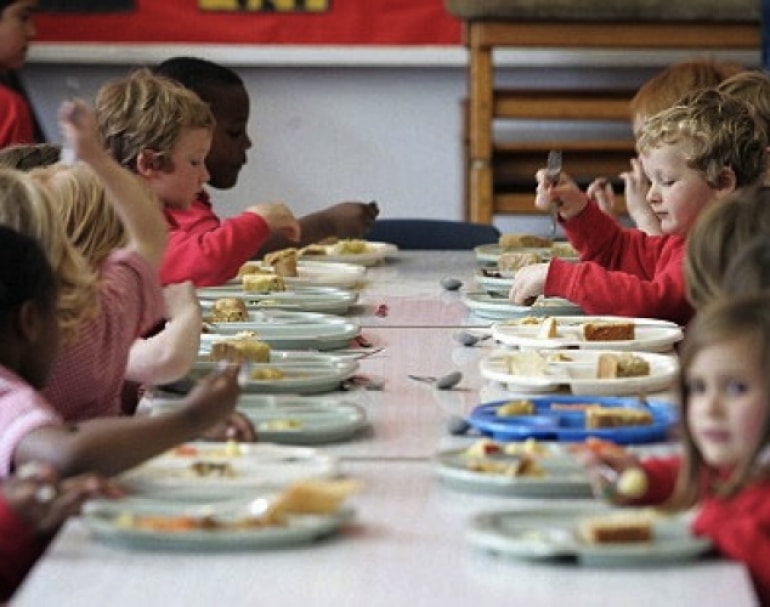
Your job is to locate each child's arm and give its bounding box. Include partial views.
[12,365,241,478]
[621,158,661,236]
[126,282,202,385]
[245,202,301,244]
[58,100,167,269]
[258,201,379,254]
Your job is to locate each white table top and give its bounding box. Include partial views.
[13,250,758,606]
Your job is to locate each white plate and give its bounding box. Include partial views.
[479,348,679,395]
[236,260,366,289]
[152,394,367,445]
[82,497,353,551]
[474,270,516,296]
[435,446,590,497]
[491,316,683,353]
[461,291,583,320]
[190,351,359,394]
[118,442,340,501]
[197,286,358,315]
[303,241,398,266]
[474,243,579,266]
[201,312,361,351]
[467,507,712,566]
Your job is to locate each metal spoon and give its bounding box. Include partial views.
[453,331,492,347]
[440,277,463,291]
[407,370,463,390]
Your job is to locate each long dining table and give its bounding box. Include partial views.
[13,251,759,607]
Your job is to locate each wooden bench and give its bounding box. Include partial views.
[446,0,761,223]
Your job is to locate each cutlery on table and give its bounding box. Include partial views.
[545,150,562,236]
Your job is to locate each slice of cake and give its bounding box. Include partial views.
[242,272,286,293]
[498,233,552,249]
[597,353,650,379]
[538,317,558,339]
[578,512,654,544]
[264,248,298,277]
[209,336,271,363]
[498,251,543,272]
[584,406,653,429]
[496,399,536,417]
[504,351,548,376]
[210,297,249,322]
[581,321,635,341]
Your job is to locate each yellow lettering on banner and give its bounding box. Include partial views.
[199,0,329,11]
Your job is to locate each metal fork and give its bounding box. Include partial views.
[545,150,562,236]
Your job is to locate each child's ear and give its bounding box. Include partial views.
[714,167,737,197]
[136,150,166,176]
[16,300,43,344]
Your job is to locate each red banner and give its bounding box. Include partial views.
[35,0,463,45]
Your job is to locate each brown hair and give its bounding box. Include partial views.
[718,70,770,141]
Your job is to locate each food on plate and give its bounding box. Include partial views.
[173,441,243,458]
[259,419,304,431]
[261,478,362,524]
[505,315,541,326]
[545,352,573,362]
[496,399,536,417]
[264,248,299,277]
[577,512,654,544]
[498,251,542,272]
[249,367,287,381]
[498,233,552,249]
[550,241,578,258]
[237,262,269,278]
[585,406,653,429]
[334,239,368,254]
[210,334,271,363]
[549,401,602,412]
[502,438,550,457]
[189,461,237,478]
[242,272,286,293]
[538,316,558,339]
[210,297,249,322]
[615,467,649,498]
[465,454,544,477]
[581,321,635,341]
[597,353,651,379]
[503,351,548,376]
[570,436,628,458]
[298,243,328,257]
[463,438,503,457]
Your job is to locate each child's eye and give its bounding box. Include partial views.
[724,379,749,396]
[685,378,706,395]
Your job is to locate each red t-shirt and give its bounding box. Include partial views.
[0,84,35,148]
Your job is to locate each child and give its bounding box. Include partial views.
[0,219,241,482]
[509,88,766,325]
[589,58,745,235]
[685,185,770,309]
[581,293,770,604]
[95,66,301,287]
[1,462,117,601]
[152,56,379,284]
[0,0,40,148]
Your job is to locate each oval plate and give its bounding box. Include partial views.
[197,286,358,315]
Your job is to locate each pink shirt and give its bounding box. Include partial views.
[0,365,61,478]
[161,191,270,287]
[43,249,164,422]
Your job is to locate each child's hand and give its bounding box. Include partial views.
[181,363,242,431]
[534,168,589,220]
[200,411,257,442]
[508,262,549,305]
[573,447,645,504]
[162,281,201,320]
[57,99,106,166]
[621,158,661,235]
[248,203,301,243]
[5,463,121,537]
[323,201,379,238]
[587,178,616,216]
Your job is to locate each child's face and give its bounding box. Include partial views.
[641,144,722,236]
[148,127,212,210]
[205,84,252,190]
[0,0,36,71]
[685,333,769,470]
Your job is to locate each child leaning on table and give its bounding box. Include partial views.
[152,56,379,282]
[579,293,770,605]
[589,57,745,235]
[0,219,241,482]
[0,462,118,602]
[508,88,767,326]
[95,66,301,287]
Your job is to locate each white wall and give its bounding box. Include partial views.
[22,45,760,235]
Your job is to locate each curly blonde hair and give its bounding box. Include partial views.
[95,67,215,172]
[0,169,98,341]
[636,88,767,188]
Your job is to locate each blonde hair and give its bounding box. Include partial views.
[672,293,770,508]
[0,168,98,341]
[95,67,215,171]
[717,70,770,141]
[0,143,61,171]
[685,185,770,309]
[30,163,129,268]
[636,88,767,188]
[630,58,745,131]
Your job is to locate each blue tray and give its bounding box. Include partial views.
[468,395,678,444]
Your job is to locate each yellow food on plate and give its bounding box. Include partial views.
[210,335,271,364]
[262,478,362,524]
[249,367,287,381]
[615,467,648,498]
[242,272,286,293]
[334,239,368,254]
[264,248,299,277]
[210,297,249,323]
[463,438,503,457]
[259,419,304,431]
[496,399,536,417]
[581,321,636,341]
[503,351,548,376]
[498,233,552,249]
[502,438,550,457]
[465,454,544,477]
[577,511,654,544]
[584,406,653,429]
[597,353,651,379]
[538,316,558,339]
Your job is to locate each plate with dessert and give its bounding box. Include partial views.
[197,287,358,315]
[82,479,358,551]
[478,348,679,395]
[467,506,711,566]
[237,259,366,290]
[117,442,340,501]
[201,312,361,352]
[189,351,359,395]
[435,438,592,497]
[491,316,683,353]
[474,234,579,267]
[466,395,678,444]
[461,292,584,320]
[297,240,399,267]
